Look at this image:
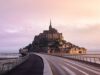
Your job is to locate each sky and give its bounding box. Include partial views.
[0,0,100,53]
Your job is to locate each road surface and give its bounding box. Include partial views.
[43,54,100,75]
[3,54,44,75]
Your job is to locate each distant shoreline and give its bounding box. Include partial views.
[0,58,17,60]
[0,53,20,59]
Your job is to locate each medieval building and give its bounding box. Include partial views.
[22,21,87,54]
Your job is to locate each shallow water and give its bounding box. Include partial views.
[0,53,20,59]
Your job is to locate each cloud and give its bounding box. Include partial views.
[0,0,100,52]
[55,24,100,50]
[5,29,20,33]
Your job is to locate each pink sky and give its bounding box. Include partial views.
[0,0,100,52]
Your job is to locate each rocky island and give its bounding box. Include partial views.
[20,21,87,55]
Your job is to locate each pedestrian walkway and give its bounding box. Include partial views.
[3,54,44,75]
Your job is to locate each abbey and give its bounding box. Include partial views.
[23,21,87,54]
[33,21,63,48]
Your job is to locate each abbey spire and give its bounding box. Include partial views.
[49,20,52,30]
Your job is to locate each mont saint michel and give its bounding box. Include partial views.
[20,21,87,55]
[1,1,100,75]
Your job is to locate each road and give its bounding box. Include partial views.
[43,54,100,75]
[3,54,44,75]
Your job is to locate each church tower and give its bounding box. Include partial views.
[49,20,52,30]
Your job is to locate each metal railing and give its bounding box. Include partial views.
[50,53,100,64]
[63,54,100,64]
[0,55,29,75]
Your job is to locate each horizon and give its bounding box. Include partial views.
[0,0,100,53]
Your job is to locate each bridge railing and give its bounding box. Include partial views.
[62,54,100,64]
[50,53,100,64]
[0,54,29,75]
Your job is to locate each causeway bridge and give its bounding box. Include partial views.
[0,53,100,75]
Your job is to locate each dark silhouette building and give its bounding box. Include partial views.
[21,21,87,54]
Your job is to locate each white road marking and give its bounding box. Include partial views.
[63,59,100,75]
[69,60,100,72]
[60,65,76,75]
[47,58,67,75]
[64,62,89,75]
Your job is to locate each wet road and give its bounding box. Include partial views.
[43,54,100,75]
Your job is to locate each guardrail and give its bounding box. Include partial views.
[0,54,29,75]
[50,53,100,64]
[63,54,100,64]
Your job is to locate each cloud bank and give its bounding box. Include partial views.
[0,0,100,52]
